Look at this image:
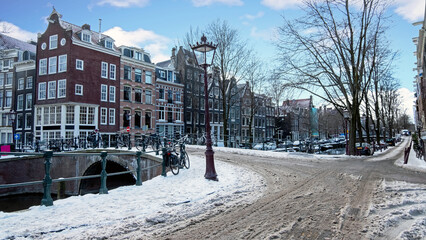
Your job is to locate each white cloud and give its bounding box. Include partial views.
[95,0,150,8]
[192,0,243,7]
[398,87,416,121]
[103,26,171,63]
[260,0,302,10]
[242,11,264,20]
[0,21,38,42]
[393,0,424,22]
[250,26,274,41]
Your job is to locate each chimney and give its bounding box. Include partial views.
[82,24,91,30]
[172,47,176,58]
[99,19,102,41]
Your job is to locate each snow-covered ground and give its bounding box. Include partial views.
[0,138,425,239]
[0,155,265,239]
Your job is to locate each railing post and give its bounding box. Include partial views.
[41,150,54,206]
[128,133,132,150]
[156,138,160,155]
[136,151,142,186]
[161,147,167,177]
[99,151,108,194]
[142,135,146,152]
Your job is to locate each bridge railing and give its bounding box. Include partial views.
[0,150,163,207]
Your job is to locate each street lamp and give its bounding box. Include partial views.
[191,34,218,181]
[9,109,16,150]
[343,110,350,155]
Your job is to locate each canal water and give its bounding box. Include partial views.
[0,193,63,212]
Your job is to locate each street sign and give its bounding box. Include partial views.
[126,126,130,133]
[14,134,20,140]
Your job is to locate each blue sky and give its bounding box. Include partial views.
[1,0,424,115]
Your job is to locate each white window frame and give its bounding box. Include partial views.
[75,84,83,95]
[57,79,66,98]
[38,82,46,100]
[146,71,152,84]
[26,76,33,89]
[48,81,56,99]
[6,73,12,85]
[109,86,116,102]
[58,54,67,73]
[49,35,58,50]
[25,93,32,110]
[48,56,57,74]
[145,89,152,104]
[17,94,24,110]
[101,62,108,79]
[101,84,107,101]
[100,107,107,125]
[105,40,113,49]
[109,64,116,80]
[76,59,84,70]
[109,108,116,125]
[82,32,91,43]
[18,78,24,90]
[39,58,47,75]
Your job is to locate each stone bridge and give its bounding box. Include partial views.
[0,150,163,198]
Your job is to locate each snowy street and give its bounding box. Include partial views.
[1,137,425,239]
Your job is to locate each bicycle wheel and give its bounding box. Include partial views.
[183,152,190,169]
[170,155,180,175]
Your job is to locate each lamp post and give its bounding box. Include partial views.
[191,34,218,181]
[343,110,350,155]
[8,109,16,151]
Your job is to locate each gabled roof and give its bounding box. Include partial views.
[0,33,36,52]
[282,98,312,108]
[156,59,173,69]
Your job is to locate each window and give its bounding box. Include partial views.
[168,90,173,103]
[36,108,42,125]
[82,32,91,43]
[145,112,151,129]
[135,88,142,103]
[5,90,12,107]
[110,64,116,80]
[160,70,165,78]
[168,107,173,122]
[0,91,3,108]
[58,55,67,72]
[58,79,66,98]
[135,51,142,60]
[101,84,107,101]
[123,110,130,127]
[105,40,113,49]
[145,90,152,104]
[39,58,47,75]
[159,88,164,99]
[168,71,172,82]
[146,71,152,84]
[135,111,141,128]
[100,108,107,125]
[80,106,95,125]
[0,74,4,86]
[18,78,24,90]
[38,82,46,100]
[159,107,165,120]
[17,114,23,129]
[124,86,131,101]
[175,109,181,121]
[135,69,142,83]
[173,73,177,83]
[49,35,58,49]
[26,77,33,89]
[101,62,108,78]
[109,108,115,125]
[48,81,56,99]
[25,113,32,129]
[76,59,84,70]
[48,56,57,74]
[6,73,12,85]
[123,49,133,58]
[176,92,181,102]
[25,93,32,110]
[109,86,115,102]
[66,106,74,124]
[17,95,24,110]
[124,66,131,80]
[75,84,83,95]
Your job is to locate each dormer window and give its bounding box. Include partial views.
[82,31,91,43]
[105,40,113,49]
[123,48,133,58]
[135,51,143,60]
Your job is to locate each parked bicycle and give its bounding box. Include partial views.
[115,133,130,149]
[135,133,161,151]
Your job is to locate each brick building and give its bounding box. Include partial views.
[34,9,120,143]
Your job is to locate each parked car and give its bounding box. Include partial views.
[355,142,372,155]
[253,143,265,150]
[385,138,396,146]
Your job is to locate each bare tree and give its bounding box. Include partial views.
[275,0,390,154]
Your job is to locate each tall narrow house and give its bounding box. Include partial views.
[34,9,120,143]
